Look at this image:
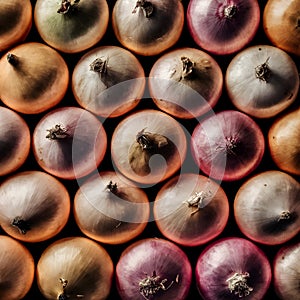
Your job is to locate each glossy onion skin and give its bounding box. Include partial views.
[0,171,70,243]
[111,109,187,185]
[74,171,150,244]
[112,0,184,56]
[234,170,300,245]
[191,110,265,182]
[0,42,69,114]
[0,235,34,300]
[154,173,229,246]
[273,241,300,299]
[195,237,272,300]
[37,237,114,300]
[225,45,299,118]
[0,107,30,176]
[263,0,300,57]
[116,238,192,300]
[148,47,223,119]
[34,0,109,53]
[187,0,260,55]
[33,107,107,180]
[72,46,146,117]
[268,109,300,175]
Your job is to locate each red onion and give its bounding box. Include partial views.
[33,106,107,180]
[153,173,229,246]
[116,238,192,300]
[234,170,300,245]
[148,47,223,119]
[273,241,300,299]
[191,110,265,182]
[195,237,272,300]
[187,0,260,55]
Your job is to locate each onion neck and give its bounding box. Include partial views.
[255,57,271,82]
[106,180,118,195]
[57,0,80,14]
[278,210,291,221]
[136,129,168,152]
[90,57,108,74]
[46,124,69,140]
[216,136,239,156]
[226,272,253,297]
[132,0,154,18]
[184,191,211,216]
[180,57,194,80]
[7,53,19,67]
[11,217,30,234]
[224,5,237,19]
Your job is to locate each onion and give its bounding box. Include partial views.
[33,106,107,180]
[111,109,187,185]
[112,0,184,56]
[234,170,300,245]
[36,236,114,300]
[0,171,70,242]
[153,173,229,247]
[0,0,32,52]
[74,171,150,244]
[0,42,69,114]
[225,45,299,118]
[195,237,272,300]
[34,0,109,53]
[268,108,300,176]
[116,238,192,300]
[0,235,34,300]
[187,0,260,55]
[191,110,265,182]
[72,46,145,118]
[263,0,300,57]
[148,47,223,119]
[273,241,300,299]
[0,107,30,176]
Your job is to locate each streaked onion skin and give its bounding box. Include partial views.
[191,110,265,181]
[0,0,32,52]
[263,0,300,57]
[225,45,299,118]
[187,0,260,55]
[195,237,272,300]
[268,109,300,175]
[0,42,69,114]
[36,237,113,300]
[0,171,70,242]
[112,0,184,56]
[116,238,192,300]
[0,235,34,300]
[153,173,229,246]
[0,107,30,176]
[33,107,107,180]
[34,0,109,53]
[234,170,300,245]
[72,46,145,118]
[273,241,300,299]
[74,171,150,244]
[148,47,223,119]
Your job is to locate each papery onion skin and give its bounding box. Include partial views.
[154,173,229,246]
[36,237,113,300]
[116,238,192,300]
[72,46,145,118]
[34,0,109,53]
[234,170,300,245]
[225,45,299,118]
[0,171,70,242]
[112,0,184,56]
[263,0,300,57]
[191,110,265,182]
[268,109,300,175]
[195,237,272,300]
[0,235,34,300]
[148,47,223,119]
[0,107,30,176]
[33,106,107,180]
[273,241,300,299]
[74,171,150,244]
[187,0,260,55]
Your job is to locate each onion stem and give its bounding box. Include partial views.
[181,56,194,79]
[6,53,19,67]
[46,124,69,140]
[89,57,108,74]
[57,0,80,14]
[255,57,271,82]
[224,5,237,19]
[226,272,253,297]
[106,180,118,194]
[136,129,168,151]
[11,217,30,234]
[184,190,211,215]
[132,0,154,18]
[278,210,291,221]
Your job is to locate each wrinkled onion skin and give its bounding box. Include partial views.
[195,237,272,300]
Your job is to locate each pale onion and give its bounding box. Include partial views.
[36,237,114,300]
[225,45,299,118]
[72,46,145,118]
